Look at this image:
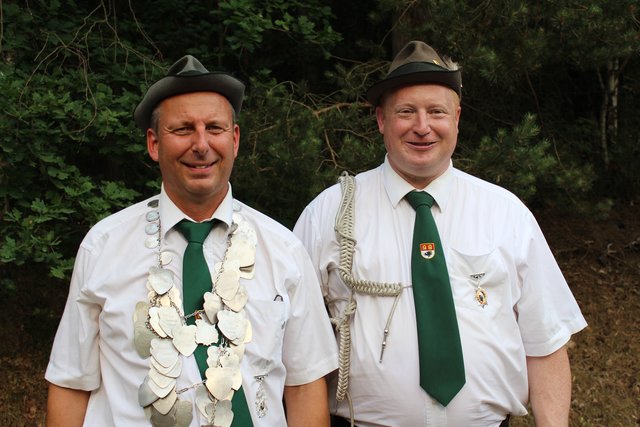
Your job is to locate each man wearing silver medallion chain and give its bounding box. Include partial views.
[293,41,587,426]
[45,55,339,426]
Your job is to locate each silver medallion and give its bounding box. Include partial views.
[149,307,168,338]
[149,365,175,389]
[195,318,219,346]
[146,222,160,235]
[148,376,176,399]
[227,238,256,268]
[216,266,240,301]
[203,292,223,323]
[194,384,211,419]
[133,302,155,357]
[243,317,253,344]
[152,388,177,415]
[204,402,217,424]
[172,324,198,357]
[195,383,212,418]
[146,210,160,221]
[150,338,179,368]
[229,342,245,360]
[168,287,182,306]
[217,310,247,344]
[158,306,182,338]
[218,350,240,369]
[225,284,248,313]
[205,366,235,401]
[160,251,173,266]
[236,222,257,245]
[239,265,255,280]
[134,322,155,358]
[148,267,174,295]
[206,344,222,367]
[157,293,172,308]
[212,399,234,427]
[174,399,194,427]
[138,376,160,407]
[149,406,176,427]
[151,353,182,378]
[134,301,151,323]
[145,236,160,249]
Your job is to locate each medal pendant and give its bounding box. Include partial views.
[474,287,488,308]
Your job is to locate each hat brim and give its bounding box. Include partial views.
[134,73,245,131]
[366,63,461,106]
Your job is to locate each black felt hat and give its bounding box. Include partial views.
[366,41,461,106]
[134,55,245,130]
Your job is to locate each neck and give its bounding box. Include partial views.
[165,188,228,222]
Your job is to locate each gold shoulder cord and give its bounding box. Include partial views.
[330,172,405,426]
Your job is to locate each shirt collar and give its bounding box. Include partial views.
[382,156,454,212]
[158,183,235,239]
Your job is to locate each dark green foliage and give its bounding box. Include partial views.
[458,114,594,208]
[1,0,639,295]
[233,77,334,226]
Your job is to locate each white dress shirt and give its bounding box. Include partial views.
[293,158,587,427]
[46,185,339,426]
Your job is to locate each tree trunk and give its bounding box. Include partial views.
[600,58,620,170]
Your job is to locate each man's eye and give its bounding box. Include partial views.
[172,127,191,135]
[207,126,225,134]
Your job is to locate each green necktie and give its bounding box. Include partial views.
[176,220,253,426]
[405,191,465,406]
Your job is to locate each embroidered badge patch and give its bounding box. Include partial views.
[420,243,436,259]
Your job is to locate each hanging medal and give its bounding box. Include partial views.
[469,273,488,308]
[254,374,268,418]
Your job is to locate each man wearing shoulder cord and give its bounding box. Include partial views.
[293,41,587,426]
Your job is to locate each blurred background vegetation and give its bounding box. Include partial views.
[1,0,639,334]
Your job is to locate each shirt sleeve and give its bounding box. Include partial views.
[45,242,103,391]
[515,212,587,356]
[293,192,341,299]
[281,239,338,386]
[293,207,323,285]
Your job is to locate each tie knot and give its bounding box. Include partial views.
[175,220,214,244]
[405,191,435,210]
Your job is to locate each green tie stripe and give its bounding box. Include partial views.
[175,220,253,426]
[405,191,465,406]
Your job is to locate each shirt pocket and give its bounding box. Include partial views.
[448,247,510,311]
[244,299,287,366]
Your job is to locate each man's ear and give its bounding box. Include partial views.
[233,124,240,158]
[147,128,159,162]
[375,106,385,135]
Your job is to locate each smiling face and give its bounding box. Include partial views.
[376,84,461,189]
[147,91,240,220]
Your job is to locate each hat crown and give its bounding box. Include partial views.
[365,40,461,106]
[133,55,245,130]
[388,41,449,75]
[168,55,210,77]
